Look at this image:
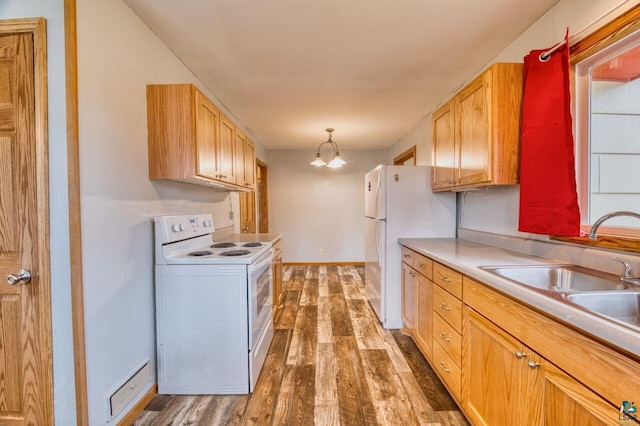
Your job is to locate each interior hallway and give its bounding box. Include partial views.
[132,265,468,425]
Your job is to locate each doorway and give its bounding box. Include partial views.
[257,159,269,233]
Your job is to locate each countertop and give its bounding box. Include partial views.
[398,237,639,357]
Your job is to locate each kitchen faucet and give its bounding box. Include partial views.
[588,211,640,239]
[611,257,640,286]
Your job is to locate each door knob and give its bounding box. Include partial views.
[7,269,31,285]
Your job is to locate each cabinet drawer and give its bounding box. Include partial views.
[433,313,461,368]
[414,253,432,279]
[433,284,462,332]
[433,341,461,400]
[401,247,415,267]
[433,262,463,298]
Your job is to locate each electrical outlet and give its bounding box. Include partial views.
[319,248,325,255]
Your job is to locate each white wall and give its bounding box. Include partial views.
[388,117,432,166]
[76,0,266,424]
[269,150,388,262]
[1,2,76,425]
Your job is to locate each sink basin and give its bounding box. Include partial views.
[566,292,640,330]
[481,265,629,292]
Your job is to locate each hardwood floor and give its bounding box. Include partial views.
[132,265,468,425]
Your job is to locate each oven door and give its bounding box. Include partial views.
[248,249,274,350]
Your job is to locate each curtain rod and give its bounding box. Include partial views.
[540,0,634,61]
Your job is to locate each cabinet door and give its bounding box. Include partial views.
[456,72,491,186]
[218,114,237,183]
[401,263,417,333]
[235,128,247,186]
[244,138,256,189]
[194,90,220,179]
[272,254,283,316]
[432,100,456,190]
[462,307,543,425]
[415,274,432,359]
[543,363,622,425]
[240,191,256,233]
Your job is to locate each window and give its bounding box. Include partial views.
[559,5,640,253]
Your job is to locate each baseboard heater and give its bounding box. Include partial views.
[107,360,152,420]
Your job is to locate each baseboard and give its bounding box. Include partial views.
[283,262,365,267]
[117,384,157,426]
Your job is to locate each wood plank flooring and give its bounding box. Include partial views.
[131,265,468,425]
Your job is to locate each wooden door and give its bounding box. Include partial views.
[432,100,456,190]
[543,363,621,425]
[462,308,543,425]
[456,72,491,186]
[0,25,53,426]
[400,263,416,333]
[414,274,432,359]
[194,89,220,180]
[218,114,237,183]
[256,160,268,233]
[239,191,256,233]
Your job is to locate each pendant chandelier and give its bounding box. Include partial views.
[310,128,346,168]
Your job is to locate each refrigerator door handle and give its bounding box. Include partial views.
[374,219,385,263]
[374,170,382,219]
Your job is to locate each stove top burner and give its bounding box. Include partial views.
[211,242,237,249]
[188,250,213,257]
[219,249,252,257]
[242,242,262,248]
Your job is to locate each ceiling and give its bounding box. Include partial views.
[125,0,560,150]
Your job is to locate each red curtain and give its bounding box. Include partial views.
[518,32,581,236]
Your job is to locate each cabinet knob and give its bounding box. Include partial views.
[438,362,451,373]
[418,263,427,269]
[514,350,527,359]
[403,254,411,258]
[527,360,541,369]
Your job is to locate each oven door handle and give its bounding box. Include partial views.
[249,249,274,273]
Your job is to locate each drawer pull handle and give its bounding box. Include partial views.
[409,271,416,278]
[439,302,452,311]
[515,350,527,359]
[419,263,427,268]
[439,275,451,283]
[439,332,451,342]
[403,254,411,258]
[439,362,451,373]
[527,360,541,369]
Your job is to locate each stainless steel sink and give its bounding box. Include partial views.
[566,292,640,330]
[481,265,629,292]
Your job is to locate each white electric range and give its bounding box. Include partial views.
[154,214,274,394]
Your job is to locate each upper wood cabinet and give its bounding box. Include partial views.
[147,83,254,190]
[432,63,523,191]
[235,129,256,189]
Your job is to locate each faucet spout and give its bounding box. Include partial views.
[588,211,640,239]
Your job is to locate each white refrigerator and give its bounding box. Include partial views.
[364,165,456,329]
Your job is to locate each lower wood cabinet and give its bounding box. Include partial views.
[463,307,543,425]
[399,245,638,425]
[401,262,417,333]
[272,239,283,317]
[463,306,620,425]
[414,274,433,359]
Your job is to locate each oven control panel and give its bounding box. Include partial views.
[154,214,214,244]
